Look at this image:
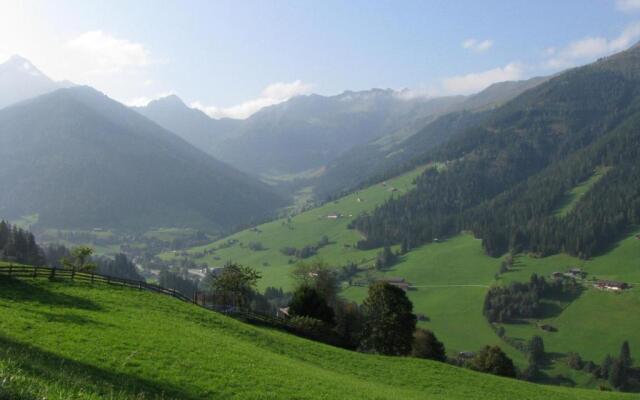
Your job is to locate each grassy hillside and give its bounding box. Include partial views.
[0,277,630,399]
[165,155,639,388]
[161,165,427,289]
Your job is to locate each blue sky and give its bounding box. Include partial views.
[2,0,640,118]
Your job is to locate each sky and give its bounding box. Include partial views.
[2,0,640,118]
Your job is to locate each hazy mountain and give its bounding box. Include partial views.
[134,95,242,154]
[313,75,549,199]
[0,86,286,231]
[353,43,640,259]
[136,89,466,178]
[0,55,67,110]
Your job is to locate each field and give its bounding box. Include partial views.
[0,277,630,400]
[163,158,640,390]
[161,165,428,290]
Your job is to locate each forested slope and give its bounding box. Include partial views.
[353,44,640,258]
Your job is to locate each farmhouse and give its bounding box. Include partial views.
[326,213,341,219]
[594,280,629,291]
[551,272,564,279]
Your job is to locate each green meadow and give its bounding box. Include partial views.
[161,165,428,290]
[0,277,630,400]
[164,157,639,390]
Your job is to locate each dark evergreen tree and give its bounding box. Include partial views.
[620,341,633,369]
[528,335,545,366]
[289,286,335,325]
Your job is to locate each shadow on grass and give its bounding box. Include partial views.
[0,335,199,399]
[0,277,102,311]
[32,311,114,327]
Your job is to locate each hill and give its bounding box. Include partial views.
[313,76,549,199]
[133,95,242,154]
[163,160,639,389]
[0,277,630,399]
[352,42,640,259]
[0,86,286,231]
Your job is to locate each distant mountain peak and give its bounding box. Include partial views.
[1,55,46,78]
[147,94,187,108]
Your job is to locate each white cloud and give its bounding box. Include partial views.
[192,80,313,119]
[545,22,640,69]
[462,38,493,53]
[66,30,152,75]
[617,0,640,12]
[440,62,523,95]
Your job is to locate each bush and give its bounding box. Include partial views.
[412,329,446,362]
[289,286,334,325]
[566,352,584,370]
[468,346,516,378]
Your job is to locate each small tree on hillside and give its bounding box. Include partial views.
[359,281,416,356]
[469,346,516,378]
[210,263,261,309]
[291,260,338,306]
[289,286,334,325]
[620,341,633,369]
[412,328,446,362]
[528,335,545,366]
[609,359,627,390]
[61,246,96,272]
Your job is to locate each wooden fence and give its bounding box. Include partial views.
[0,264,294,332]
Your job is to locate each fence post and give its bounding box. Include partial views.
[33,266,37,278]
[8,264,12,277]
[49,267,56,280]
[91,272,94,284]
[71,268,75,281]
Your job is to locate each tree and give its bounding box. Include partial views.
[289,286,334,325]
[608,359,627,390]
[528,335,545,366]
[291,261,338,305]
[333,300,363,350]
[375,245,397,270]
[209,263,261,309]
[359,282,416,356]
[619,341,632,369]
[412,328,446,362]
[566,352,584,370]
[598,354,615,379]
[61,246,96,272]
[469,346,517,378]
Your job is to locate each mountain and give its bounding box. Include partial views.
[0,55,65,110]
[353,43,640,259]
[0,86,286,231]
[136,90,467,178]
[313,76,549,199]
[133,95,242,154]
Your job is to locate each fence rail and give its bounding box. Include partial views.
[0,264,294,331]
[0,265,193,303]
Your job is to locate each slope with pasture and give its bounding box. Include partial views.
[161,165,426,289]
[0,277,630,400]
